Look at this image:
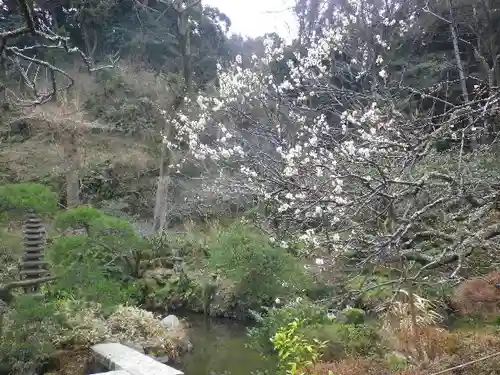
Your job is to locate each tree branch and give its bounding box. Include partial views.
[0,0,117,106]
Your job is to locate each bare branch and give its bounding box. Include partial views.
[0,0,117,106]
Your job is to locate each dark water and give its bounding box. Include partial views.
[179,313,275,375]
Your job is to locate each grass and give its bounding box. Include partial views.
[0,127,155,183]
[0,225,24,284]
[0,61,166,193]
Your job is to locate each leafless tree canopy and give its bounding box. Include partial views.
[0,0,116,105]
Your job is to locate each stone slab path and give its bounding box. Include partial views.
[91,343,184,375]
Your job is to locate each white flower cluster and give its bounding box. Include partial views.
[158,6,417,254]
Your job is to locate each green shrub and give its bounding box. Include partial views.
[207,222,310,310]
[0,294,156,372]
[338,307,366,325]
[0,183,58,215]
[51,208,151,278]
[385,353,409,372]
[0,295,64,373]
[346,274,394,309]
[47,208,149,313]
[271,318,327,375]
[54,206,105,233]
[302,322,381,361]
[247,300,329,354]
[45,262,139,315]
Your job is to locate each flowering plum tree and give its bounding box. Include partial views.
[163,0,500,288]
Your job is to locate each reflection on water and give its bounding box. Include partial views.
[179,313,275,375]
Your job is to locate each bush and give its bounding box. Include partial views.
[303,322,381,360]
[54,206,105,233]
[84,70,163,135]
[50,207,151,279]
[247,300,329,354]
[0,183,58,215]
[338,307,366,325]
[207,221,310,310]
[0,296,181,373]
[45,262,139,315]
[310,358,386,375]
[0,295,65,373]
[271,318,327,375]
[452,272,500,319]
[48,208,148,312]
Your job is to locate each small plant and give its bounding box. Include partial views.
[271,318,328,375]
[385,353,410,372]
[247,300,328,354]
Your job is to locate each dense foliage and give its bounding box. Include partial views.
[4,0,500,374]
[0,183,58,215]
[207,221,310,310]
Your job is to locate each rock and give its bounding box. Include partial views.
[143,268,174,282]
[8,119,31,137]
[151,355,170,364]
[122,341,146,354]
[64,228,87,236]
[0,363,12,375]
[170,338,193,354]
[143,277,159,289]
[161,314,181,330]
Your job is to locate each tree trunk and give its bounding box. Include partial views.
[81,23,97,66]
[448,0,476,151]
[407,285,423,362]
[152,1,194,232]
[64,131,80,209]
[153,138,171,232]
[449,21,469,104]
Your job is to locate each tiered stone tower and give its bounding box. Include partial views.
[20,211,48,294]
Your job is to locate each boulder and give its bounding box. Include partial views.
[142,277,159,290]
[161,314,181,330]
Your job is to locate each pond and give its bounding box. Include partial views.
[179,313,275,375]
